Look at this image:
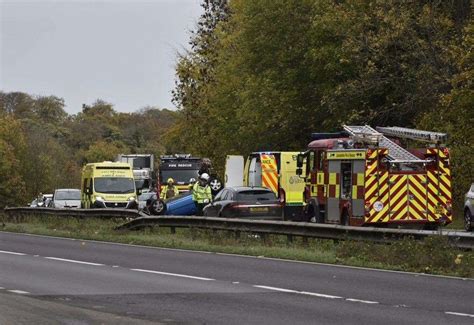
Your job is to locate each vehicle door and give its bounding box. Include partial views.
[205,189,227,216]
[248,155,262,187]
[259,153,278,194]
[279,152,305,205]
[219,190,235,218]
[225,155,244,187]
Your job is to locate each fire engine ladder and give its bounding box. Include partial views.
[375,126,448,144]
[343,125,422,162]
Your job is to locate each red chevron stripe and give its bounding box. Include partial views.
[408,202,426,220]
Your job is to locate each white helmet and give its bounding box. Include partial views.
[200,173,210,181]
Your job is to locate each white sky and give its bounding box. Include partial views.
[0,0,202,113]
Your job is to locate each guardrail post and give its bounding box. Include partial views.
[302,236,309,247]
[287,234,293,245]
[170,227,176,234]
[235,230,241,240]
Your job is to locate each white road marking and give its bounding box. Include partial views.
[255,285,343,299]
[131,269,215,281]
[0,250,26,256]
[445,312,474,318]
[44,257,103,266]
[0,287,5,289]
[8,290,29,294]
[346,298,379,304]
[253,285,298,293]
[255,285,382,305]
[301,292,342,299]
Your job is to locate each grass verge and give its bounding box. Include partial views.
[2,214,473,278]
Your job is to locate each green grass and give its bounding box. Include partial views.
[446,209,465,230]
[1,214,473,278]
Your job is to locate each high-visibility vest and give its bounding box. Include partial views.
[192,182,212,203]
[160,185,179,200]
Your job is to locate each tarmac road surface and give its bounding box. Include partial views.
[1,231,473,324]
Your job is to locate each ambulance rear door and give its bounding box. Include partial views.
[225,155,244,187]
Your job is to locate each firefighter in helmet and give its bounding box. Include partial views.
[160,178,179,200]
[188,177,197,191]
[192,173,212,216]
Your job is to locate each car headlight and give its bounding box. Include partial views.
[128,196,136,201]
[95,196,104,201]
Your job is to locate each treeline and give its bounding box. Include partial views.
[0,91,177,207]
[169,0,473,208]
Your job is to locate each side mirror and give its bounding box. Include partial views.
[136,189,142,195]
[296,154,305,168]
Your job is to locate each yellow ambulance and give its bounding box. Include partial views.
[81,161,138,209]
[225,152,306,220]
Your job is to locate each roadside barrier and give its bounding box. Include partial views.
[3,207,140,220]
[117,216,474,249]
[4,207,473,249]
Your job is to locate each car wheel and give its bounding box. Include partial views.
[209,177,222,196]
[150,199,165,215]
[464,209,473,232]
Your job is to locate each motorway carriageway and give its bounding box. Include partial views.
[1,231,473,324]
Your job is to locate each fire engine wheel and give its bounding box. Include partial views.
[209,177,223,195]
[465,209,473,232]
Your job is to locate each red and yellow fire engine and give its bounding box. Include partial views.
[296,125,452,228]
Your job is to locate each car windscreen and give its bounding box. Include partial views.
[237,190,277,202]
[94,177,135,194]
[161,170,199,184]
[55,190,81,200]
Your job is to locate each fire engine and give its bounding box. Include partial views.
[296,125,452,228]
[158,154,222,196]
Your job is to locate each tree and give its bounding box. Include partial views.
[0,116,27,207]
[419,18,473,208]
[82,140,127,164]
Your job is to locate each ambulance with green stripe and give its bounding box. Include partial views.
[81,161,138,209]
[225,152,306,220]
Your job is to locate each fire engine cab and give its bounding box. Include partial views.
[296,125,452,228]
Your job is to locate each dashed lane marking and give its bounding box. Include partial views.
[0,250,26,256]
[8,290,29,294]
[131,268,215,281]
[301,291,342,299]
[44,257,104,266]
[345,298,379,304]
[445,312,474,318]
[253,285,298,293]
[254,285,384,305]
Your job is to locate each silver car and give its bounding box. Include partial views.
[464,183,474,231]
[50,189,81,208]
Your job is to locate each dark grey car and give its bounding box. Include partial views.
[464,183,474,231]
[203,186,283,220]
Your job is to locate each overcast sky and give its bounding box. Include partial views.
[0,0,202,113]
